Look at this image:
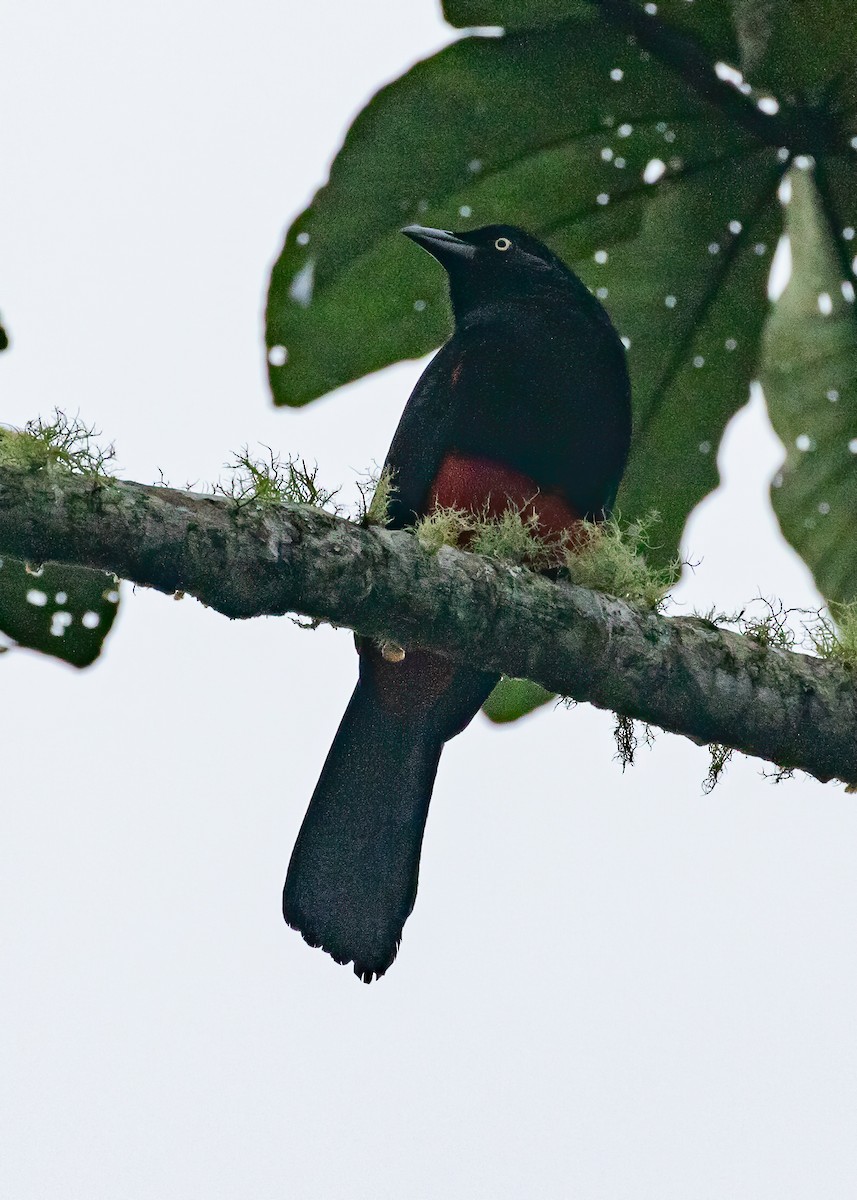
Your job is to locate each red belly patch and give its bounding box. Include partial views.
[427,450,584,543]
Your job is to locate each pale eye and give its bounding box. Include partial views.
[494,237,512,251]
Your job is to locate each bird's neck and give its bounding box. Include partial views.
[451,291,576,338]
[450,278,618,338]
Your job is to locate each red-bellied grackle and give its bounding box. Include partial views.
[283,224,632,981]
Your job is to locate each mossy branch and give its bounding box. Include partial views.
[1,461,857,787]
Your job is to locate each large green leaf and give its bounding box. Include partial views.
[0,558,119,668]
[267,23,744,410]
[267,19,785,560]
[760,164,857,602]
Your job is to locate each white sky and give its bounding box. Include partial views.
[2,4,856,1198]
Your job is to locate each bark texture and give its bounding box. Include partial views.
[1,464,855,787]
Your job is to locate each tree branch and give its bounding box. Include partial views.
[1,464,855,787]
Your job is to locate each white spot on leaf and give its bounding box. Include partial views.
[50,611,73,637]
[289,258,315,308]
[643,158,666,183]
[714,62,743,86]
[768,235,792,300]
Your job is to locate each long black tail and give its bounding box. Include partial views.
[283,681,445,982]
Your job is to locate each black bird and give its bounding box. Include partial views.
[283,224,632,981]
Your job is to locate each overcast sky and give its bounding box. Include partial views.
[2,4,856,1198]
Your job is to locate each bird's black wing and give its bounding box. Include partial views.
[382,338,463,529]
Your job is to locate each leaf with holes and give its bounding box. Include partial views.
[0,559,120,667]
[760,166,857,602]
[266,19,785,562]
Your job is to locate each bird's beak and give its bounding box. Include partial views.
[401,225,476,263]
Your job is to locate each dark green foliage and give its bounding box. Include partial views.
[264,0,857,727]
[0,414,119,667]
[266,2,857,590]
[0,560,119,668]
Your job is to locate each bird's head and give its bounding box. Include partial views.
[402,223,591,321]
